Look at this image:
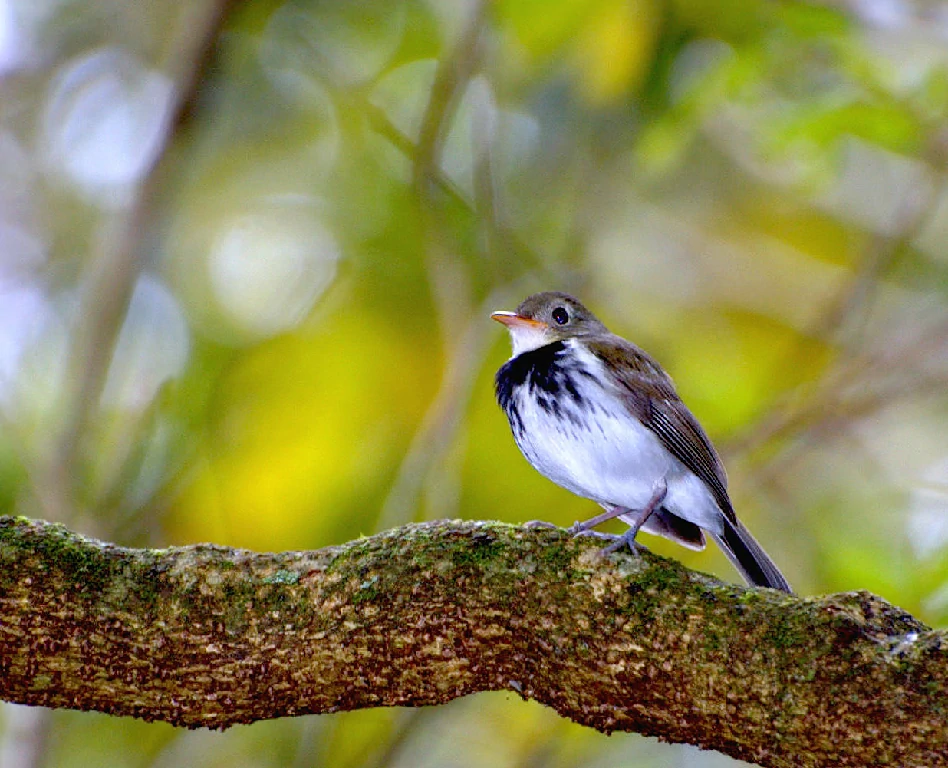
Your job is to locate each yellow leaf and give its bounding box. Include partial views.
[572,0,657,103]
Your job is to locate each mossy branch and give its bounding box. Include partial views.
[0,516,944,767]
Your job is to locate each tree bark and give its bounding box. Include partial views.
[0,515,944,767]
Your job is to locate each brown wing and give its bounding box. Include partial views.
[588,336,736,522]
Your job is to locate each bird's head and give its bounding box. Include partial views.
[491,292,608,356]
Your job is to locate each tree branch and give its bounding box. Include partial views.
[43,0,239,525]
[0,516,944,767]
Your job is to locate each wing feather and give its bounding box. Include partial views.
[588,337,735,522]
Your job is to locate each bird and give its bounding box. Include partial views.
[492,291,792,592]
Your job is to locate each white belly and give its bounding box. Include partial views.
[508,342,724,534]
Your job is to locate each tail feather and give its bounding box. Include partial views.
[637,509,706,551]
[712,517,792,593]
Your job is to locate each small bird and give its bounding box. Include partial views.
[492,291,791,592]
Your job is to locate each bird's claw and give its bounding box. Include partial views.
[600,530,649,557]
[570,528,620,542]
[568,520,611,536]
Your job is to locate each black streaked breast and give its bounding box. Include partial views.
[495,341,587,434]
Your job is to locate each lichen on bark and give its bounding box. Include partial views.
[0,515,945,767]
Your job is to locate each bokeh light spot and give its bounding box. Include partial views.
[208,206,340,339]
[42,47,174,206]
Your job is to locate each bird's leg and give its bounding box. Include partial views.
[568,505,626,534]
[601,479,668,555]
[528,518,618,541]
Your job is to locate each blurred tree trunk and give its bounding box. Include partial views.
[0,516,943,768]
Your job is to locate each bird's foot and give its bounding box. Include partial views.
[525,520,618,542]
[568,506,626,535]
[600,528,649,557]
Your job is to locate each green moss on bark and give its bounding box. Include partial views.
[0,516,945,767]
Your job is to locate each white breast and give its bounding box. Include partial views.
[510,340,723,533]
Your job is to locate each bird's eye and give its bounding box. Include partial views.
[551,307,569,325]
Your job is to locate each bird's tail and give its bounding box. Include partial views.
[711,517,792,593]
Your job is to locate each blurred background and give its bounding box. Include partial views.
[2,0,948,765]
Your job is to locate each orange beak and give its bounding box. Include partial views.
[490,311,547,330]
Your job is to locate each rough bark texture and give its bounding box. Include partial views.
[0,515,944,767]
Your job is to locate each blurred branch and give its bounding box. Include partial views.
[412,1,487,194]
[728,317,948,458]
[374,0,543,530]
[817,171,943,345]
[375,97,551,279]
[726,171,948,461]
[359,101,548,275]
[411,0,487,347]
[1,516,944,768]
[0,705,50,768]
[43,0,238,524]
[378,288,514,529]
